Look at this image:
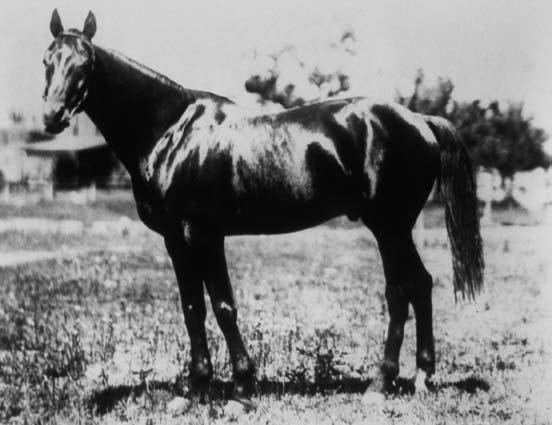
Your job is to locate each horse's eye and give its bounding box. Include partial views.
[72,67,85,79]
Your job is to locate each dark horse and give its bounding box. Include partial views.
[42,10,483,402]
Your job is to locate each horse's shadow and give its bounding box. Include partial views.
[88,375,490,415]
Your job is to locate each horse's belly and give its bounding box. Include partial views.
[222,198,349,235]
[162,156,363,234]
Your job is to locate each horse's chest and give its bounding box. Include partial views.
[137,136,234,224]
[131,175,171,233]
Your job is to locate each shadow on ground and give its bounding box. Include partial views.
[88,375,490,415]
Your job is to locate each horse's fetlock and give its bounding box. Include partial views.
[235,356,256,379]
[416,350,435,374]
[381,359,399,380]
[190,358,213,382]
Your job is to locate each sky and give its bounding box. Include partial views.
[1,0,551,139]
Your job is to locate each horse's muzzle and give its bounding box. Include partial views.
[43,103,70,134]
[44,119,70,134]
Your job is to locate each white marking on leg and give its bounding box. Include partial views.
[414,369,429,393]
[182,222,192,242]
[218,301,234,313]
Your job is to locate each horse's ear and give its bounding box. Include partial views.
[83,11,97,40]
[50,9,64,38]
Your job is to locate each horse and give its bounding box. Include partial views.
[42,9,484,403]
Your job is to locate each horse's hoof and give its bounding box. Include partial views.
[190,392,210,405]
[189,382,210,404]
[362,391,385,406]
[234,378,256,398]
[232,383,257,411]
[232,395,256,410]
[413,369,430,393]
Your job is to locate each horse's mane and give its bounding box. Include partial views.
[97,46,232,104]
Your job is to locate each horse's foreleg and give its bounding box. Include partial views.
[202,234,256,402]
[165,229,212,401]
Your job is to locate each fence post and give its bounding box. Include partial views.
[478,170,493,226]
[43,180,54,201]
[1,182,10,202]
[88,182,97,202]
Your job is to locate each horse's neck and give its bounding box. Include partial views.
[83,46,197,172]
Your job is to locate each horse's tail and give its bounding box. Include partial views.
[424,115,484,299]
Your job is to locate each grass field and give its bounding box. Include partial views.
[0,208,550,424]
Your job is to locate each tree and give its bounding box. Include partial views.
[396,69,454,117]
[244,31,355,108]
[455,101,549,177]
[397,71,550,177]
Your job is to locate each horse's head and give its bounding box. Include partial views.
[42,9,96,134]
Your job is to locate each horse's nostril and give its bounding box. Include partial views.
[43,106,65,124]
[54,108,65,120]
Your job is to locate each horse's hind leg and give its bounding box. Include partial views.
[371,231,410,391]
[408,245,435,391]
[371,229,435,392]
[395,233,435,391]
[201,233,256,402]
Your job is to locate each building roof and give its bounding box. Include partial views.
[22,135,107,154]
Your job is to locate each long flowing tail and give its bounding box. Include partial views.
[424,115,484,299]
